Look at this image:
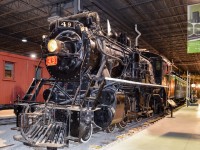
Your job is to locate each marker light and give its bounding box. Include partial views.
[47,39,61,52]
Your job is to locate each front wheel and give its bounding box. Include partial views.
[80,124,93,143]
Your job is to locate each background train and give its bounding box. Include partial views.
[12,11,186,150]
[0,51,50,109]
[168,73,187,103]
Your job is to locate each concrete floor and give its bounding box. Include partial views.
[102,104,200,150]
[0,109,14,118]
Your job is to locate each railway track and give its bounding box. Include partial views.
[0,117,16,125]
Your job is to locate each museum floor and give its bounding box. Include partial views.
[102,101,200,150]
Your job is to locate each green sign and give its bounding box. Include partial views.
[187,4,200,53]
[187,39,200,53]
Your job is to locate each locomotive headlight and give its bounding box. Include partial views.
[47,39,61,52]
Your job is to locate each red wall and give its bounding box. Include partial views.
[0,52,50,105]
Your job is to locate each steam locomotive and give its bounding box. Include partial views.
[13,11,185,149]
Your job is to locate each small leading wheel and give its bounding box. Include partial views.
[80,124,93,143]
[106,124,116,133]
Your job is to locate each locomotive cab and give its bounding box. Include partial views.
[141,52,165,85]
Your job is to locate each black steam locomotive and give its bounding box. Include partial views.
[14,11,179,149]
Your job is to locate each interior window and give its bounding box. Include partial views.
[156,61,161,70]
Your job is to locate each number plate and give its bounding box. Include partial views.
[59,21,74,28]
[46,56,58,66]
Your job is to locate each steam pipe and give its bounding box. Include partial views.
[135,24,141,48]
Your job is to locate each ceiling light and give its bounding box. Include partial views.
[191,83,196,88]
[30,54,36,58]
[42,35,47,39]
[22,38,27,43]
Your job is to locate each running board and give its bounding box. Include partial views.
[105,77,168,88]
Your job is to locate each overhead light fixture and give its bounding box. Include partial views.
[30,53,36,58]
[22,38,27,43]
[42,35,47,39]
[191,83,196,88]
